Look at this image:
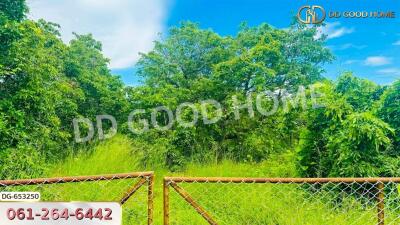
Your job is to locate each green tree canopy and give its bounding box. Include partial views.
[130,22,334,169]
[298,78,396,178]
[0,0,28,22]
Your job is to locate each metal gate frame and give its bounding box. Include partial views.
[163,176,400,225]
[0,171,154,225]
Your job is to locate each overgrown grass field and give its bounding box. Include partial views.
[27,135,396,225]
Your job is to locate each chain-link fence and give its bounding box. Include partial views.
[0,171,154,225]
[163,177,400,225]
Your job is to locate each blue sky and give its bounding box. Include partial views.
[28,0,400,85]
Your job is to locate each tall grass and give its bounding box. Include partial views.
[40,135,395,225]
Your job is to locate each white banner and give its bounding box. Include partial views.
[0,202,122,225]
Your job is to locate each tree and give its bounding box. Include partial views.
[0,20,76,178]
[0,0,28,22]
[0,12,128,178]
[298,80,395,177]
[297,81,353,177]
[326,112,393,177]
[377,80,400,151]
[131,22,334,168]
[65,33,128,123]
[335,72,381,111]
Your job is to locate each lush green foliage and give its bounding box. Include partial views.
[0,0,28,22]
[0,2,127,179]
[377,80,400,151]
[128,22,334,169]
[0,1,399,180]
[298,75,397,177]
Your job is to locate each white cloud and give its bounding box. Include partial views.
[393,40,400,46]
[330,43,366,51]
[344,60,360,65]
[377,68,400,76]
[28,0,170,69]
[338,43,366,50]
[364,56,392,66]
[315,22,354,40]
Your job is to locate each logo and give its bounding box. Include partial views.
[297,5,326,24]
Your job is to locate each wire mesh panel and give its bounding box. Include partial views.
[164,177,400,225]
[0,171,154,225]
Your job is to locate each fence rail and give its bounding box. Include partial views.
[0,171,154,225]
[2,174,400,225]
[164,177,400,225]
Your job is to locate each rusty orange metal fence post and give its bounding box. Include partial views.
[377,182,385,225]
[0,171,155,225]
[163,177,400,225]
[147,173,155,225]
[164,178,170,225]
